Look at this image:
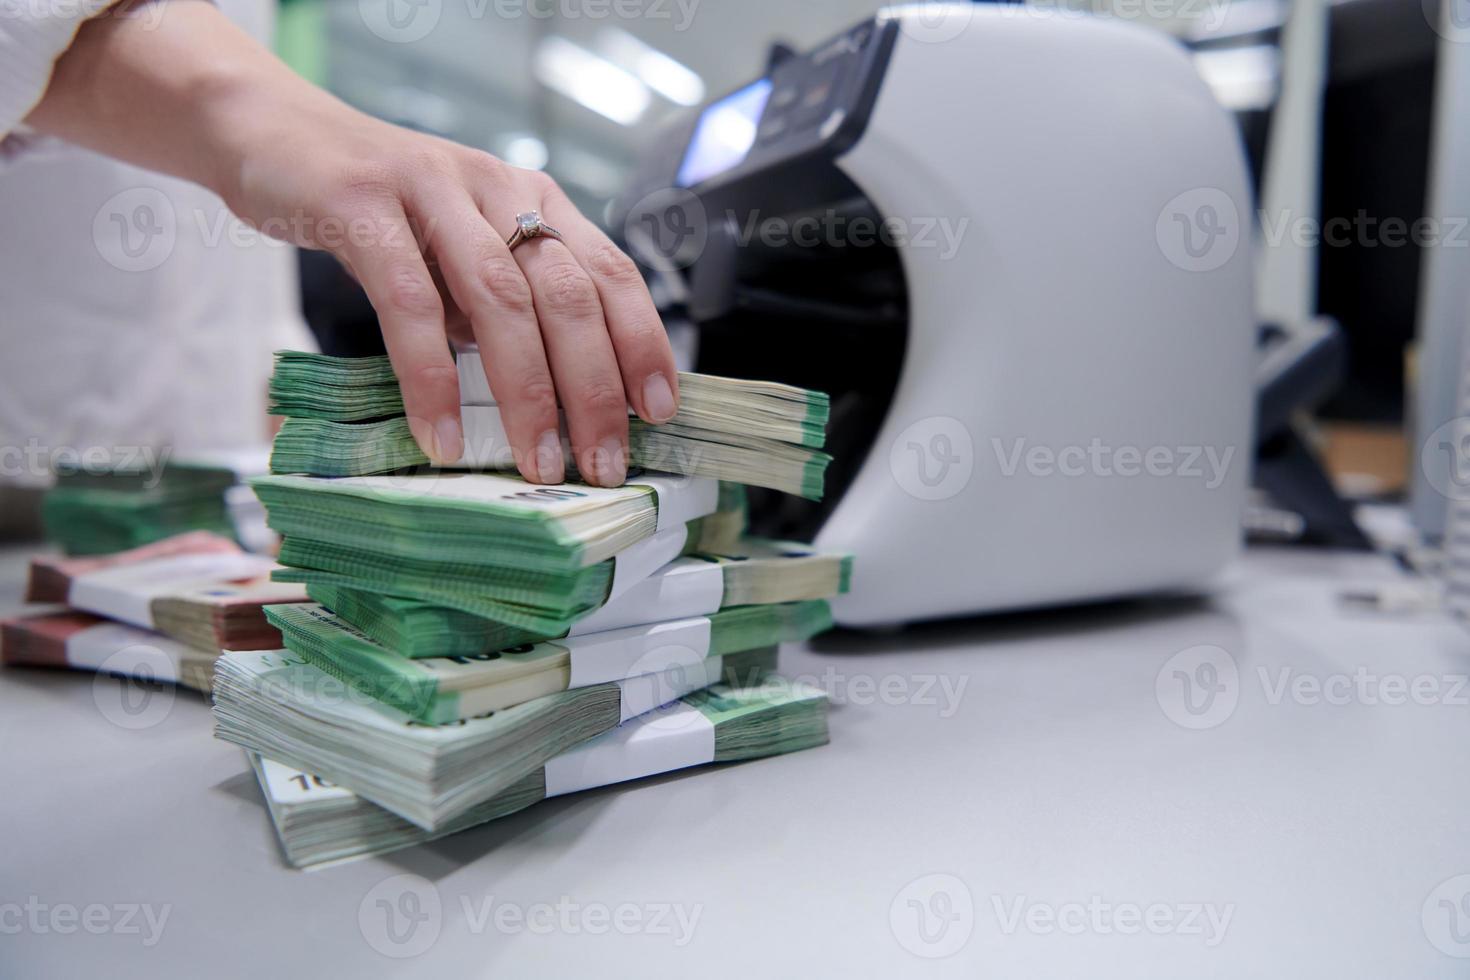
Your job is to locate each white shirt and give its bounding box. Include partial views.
[0,0,315,487]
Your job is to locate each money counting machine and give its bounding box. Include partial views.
[612,4,1254,626]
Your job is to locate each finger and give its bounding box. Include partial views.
[540,193,679,424]
[412,184,562,483]
[336,202,461,464]
[495,178,630,488]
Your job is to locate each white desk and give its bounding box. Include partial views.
[2,545,1468,978]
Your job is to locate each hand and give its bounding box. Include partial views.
[224,108,678,487]
[26,1,678,487]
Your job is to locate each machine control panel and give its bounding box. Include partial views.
[673,18,897,194]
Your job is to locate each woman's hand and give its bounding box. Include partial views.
[27,0,678,486]
[223,107,680,486]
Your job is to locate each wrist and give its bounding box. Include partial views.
[202,64,371,225]
[185,57,267,206]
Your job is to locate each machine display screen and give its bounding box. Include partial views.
[676,78,773,187]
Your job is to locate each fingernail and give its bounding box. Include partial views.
[433,415,463,465]
[534,429,564,484]
[642,373,677,423]
[594,437,626,486]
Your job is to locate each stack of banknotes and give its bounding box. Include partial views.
[3,530,307,689]
[267,350,832,499]
[2,611,220,693]
[247,680,827,868]
[41,448,272,555]
[209,349,848,866]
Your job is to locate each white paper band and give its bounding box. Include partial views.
[65,621,186,683]
[256,755,354,804]
[67,553,275,628]
[572,557,725,636]
[565,616,713,689]
[457,405,517,469]
[456,402,719,532]
[456,350,496,406]
[607,524,689,600]
[632,474,718,532]
[542,701,716,798]
[615,655,722,723]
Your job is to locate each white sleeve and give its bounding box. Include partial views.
[0,2,114,141]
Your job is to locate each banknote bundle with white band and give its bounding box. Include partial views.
[2,610,221,693]
[244,676,828,870]
[574,557,726,636]
[458,409,718,526]
[258,700,717,805]
[633,475,719,533]
[542,700,716,797]
[256,755,355,806]
[605,524,689,600]
[63,620,188,682]
[212,647,777,830]
[561,616,713,690]
[67,552,277,629]
[270,348,830,495]
[612,655,723,723]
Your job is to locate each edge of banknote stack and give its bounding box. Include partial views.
[211,349,849,862]
[267,350,831,500]
[244,673,829,869]
[3,530,308,692]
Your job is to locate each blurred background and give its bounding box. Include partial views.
[3,0,1463,559]
[289,0,1452,515]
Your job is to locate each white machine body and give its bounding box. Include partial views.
[815,6,1255,625]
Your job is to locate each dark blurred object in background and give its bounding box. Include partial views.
[1316,0,1438,424]
[297,250,386,358]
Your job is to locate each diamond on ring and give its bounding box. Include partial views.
[507,210,563,251]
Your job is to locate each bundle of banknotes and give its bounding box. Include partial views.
[2,611,220,693]
[2,531,308,689]
[268,350,832,499]
[41,448,273,555]
[208,349,848,866]
[247,679,827,868]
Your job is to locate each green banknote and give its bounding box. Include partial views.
[268,350,404,421]
[43,480,235,556]
[269,350,830,447]
[307,537,852,658]
[269,414,830,500]
[255,472,720,635]
[263,599,832,722]
[212,645,777,831]
[248,679,828,869]
[266,350,829,499]
[42,451,266,555]
[252,471,717,574]
[272,535,616,635]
